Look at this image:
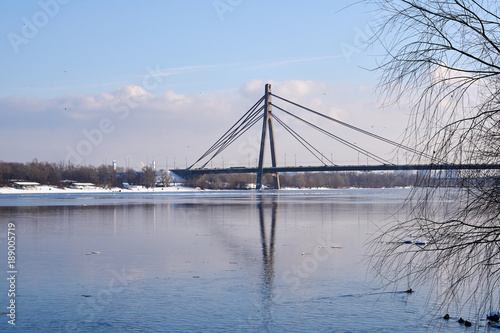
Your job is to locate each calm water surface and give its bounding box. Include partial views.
[0,189,462,332]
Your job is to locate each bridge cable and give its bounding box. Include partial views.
[202,105,263,161]
[271,93,437,162]
[189,96,264,166]
[199,108,264,169]
[191,96,264,166]
[273,104,392,165]
[272,104,392,165]
[200,111,264,169]
[273,114,335,166]
[189,96,265,168]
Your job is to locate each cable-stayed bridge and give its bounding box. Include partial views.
[171,84,500,189]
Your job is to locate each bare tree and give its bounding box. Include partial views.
[141,166,157,188]
[97,165,116,188]
[158,169,173,187]
[367,0,500,324]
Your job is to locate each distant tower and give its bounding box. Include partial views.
[152,160,156,171]
[112,160,117,171]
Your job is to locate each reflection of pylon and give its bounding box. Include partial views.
[256,84,280,189]
[258,197,277,286]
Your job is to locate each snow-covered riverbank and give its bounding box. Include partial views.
[0,185,200,194]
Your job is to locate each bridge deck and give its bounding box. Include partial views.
[171,164,500,180]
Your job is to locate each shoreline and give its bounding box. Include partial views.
[0,185,201,195]
[0,185,414,195]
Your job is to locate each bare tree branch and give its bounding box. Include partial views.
[367,0,500,325]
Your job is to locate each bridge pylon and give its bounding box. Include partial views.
[256,84,280,189]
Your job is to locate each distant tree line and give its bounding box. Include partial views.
[187,171,419,189]
[0,160,462,190]
[0,160,170,188]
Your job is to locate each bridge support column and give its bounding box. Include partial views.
[256,84,280,189]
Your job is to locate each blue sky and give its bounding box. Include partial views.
[0,0,411,169]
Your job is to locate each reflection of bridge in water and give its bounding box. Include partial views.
[259,195,277,287]
[172,84,500,189]
[257,195,278,329]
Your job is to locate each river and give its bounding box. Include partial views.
[0,188,463,332]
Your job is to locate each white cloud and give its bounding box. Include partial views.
[273,80,326,98]
[239,79,264,98]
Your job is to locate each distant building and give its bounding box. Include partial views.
[13,181,40,190]
[69,182,96,190]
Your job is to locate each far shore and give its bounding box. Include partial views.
[0,185,414,195]
[0,185,201,194]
